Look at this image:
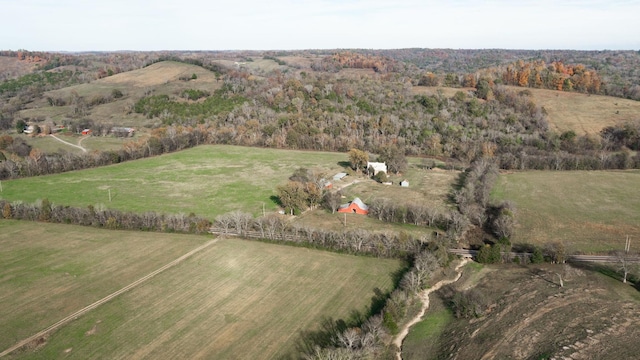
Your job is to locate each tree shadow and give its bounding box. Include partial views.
[269,195,282,207]
[529,267,560,286]
[337,161,351,169]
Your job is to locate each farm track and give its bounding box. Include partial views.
[49,134,87,153]
[394,258,469,360]
[0,238,219,358]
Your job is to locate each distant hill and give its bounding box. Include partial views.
[0,56,37,81]
[18,61,223,125]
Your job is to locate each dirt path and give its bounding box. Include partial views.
[393,258,470,360]
[0,238,219,358]
[50,134,88,153]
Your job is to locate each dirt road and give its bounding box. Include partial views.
[394,258,470,360]
[50,134,88,152]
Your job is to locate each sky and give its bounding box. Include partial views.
[1,0,639,51]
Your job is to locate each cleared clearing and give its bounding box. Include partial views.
[4,224,400,359]
[509,86,640,135]
[491,170,640,252]
[0,220,206,352]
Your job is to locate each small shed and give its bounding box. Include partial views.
[400,179,409,187]
[333,172,348,181]
[337,197,369,215]
[81,129,92,135]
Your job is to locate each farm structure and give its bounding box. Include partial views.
[400,179,409,187]
[338,197,369,215]
[367,162,387,175]
[333,172,348,181]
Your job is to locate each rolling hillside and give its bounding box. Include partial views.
[507,86,640,135]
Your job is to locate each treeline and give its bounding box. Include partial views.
[213,211,432,258]
[0,199,212,234]
[451,159,517,247]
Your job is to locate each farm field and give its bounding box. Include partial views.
[491,170,640,252]
[0,145,347,219]
[0,145,455,228]
[3,222,401,359]
[0,220,206,352]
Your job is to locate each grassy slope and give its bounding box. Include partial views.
[509,86,640,135]
[18,61,223,126]
[424,264,640,360]
[4,224,400,359]
[492,170,640,252]
[0,220,205,351]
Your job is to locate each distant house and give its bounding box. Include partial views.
[81,129,92,135]
[23,125,37,134]
[400,179,409,187]
[367,162,387,175]
[337,197,369,215]
[111,127,135,137]
[333,172,348,181]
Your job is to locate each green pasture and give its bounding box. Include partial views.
[492,170,640,252]
[0,145,348,219]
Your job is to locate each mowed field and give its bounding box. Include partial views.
[0,220,206,352]
[0,145,347,218]
[492,170,640,252]
[1,221,401,359]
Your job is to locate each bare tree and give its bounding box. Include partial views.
[614,250,638,284]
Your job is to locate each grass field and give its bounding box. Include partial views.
[491,170,640,252]
[402,303,453,360]
[0,145,348,218]
[0,145,455,236]
[0,220,206,352]
[508,86,640,135]
[2,221,401,359]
